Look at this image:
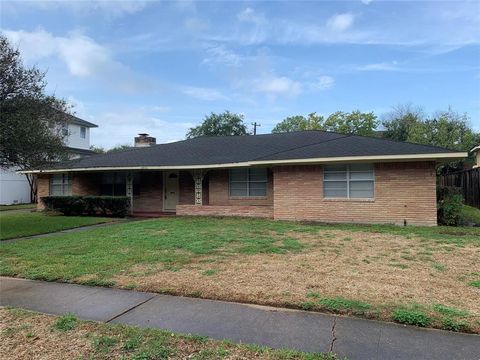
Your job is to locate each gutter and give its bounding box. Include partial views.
[18,152,467,174]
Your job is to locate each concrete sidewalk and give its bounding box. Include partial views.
[1,277,478,360]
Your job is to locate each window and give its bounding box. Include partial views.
[100,172,126,196]
[323,164,374,199]
[80,126,86,139]
[229,168,267,197]
[50,174,72,196]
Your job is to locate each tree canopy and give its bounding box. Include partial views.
[382,105,479,152]
[0,34,70,201]
[186,111,248,138]
[272,111,378,136]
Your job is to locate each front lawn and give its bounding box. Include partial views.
[0,308,336,360]
[0,203,36,212]
[1,217,479,333]
[0,212,111,240]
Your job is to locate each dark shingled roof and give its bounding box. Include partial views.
[67,114,98,128]
[45,131,461,171]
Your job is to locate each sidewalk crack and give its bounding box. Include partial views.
[105,294,156,323]
[329,317,337,353]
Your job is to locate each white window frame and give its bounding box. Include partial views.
[229,168,268,198]
[323,164,375,199]
[50,173,72,196]
[80,126,86,139]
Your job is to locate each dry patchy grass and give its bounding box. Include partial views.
[113,228,480,333]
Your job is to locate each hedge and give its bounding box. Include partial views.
[42,196,130,217]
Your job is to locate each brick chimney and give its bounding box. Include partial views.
[134,133,156,147]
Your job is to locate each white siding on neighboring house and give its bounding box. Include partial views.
[0,168,31,204]
[65,123,90,150]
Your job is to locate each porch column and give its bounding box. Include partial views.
[193,170,204,205]
[126,172,133,214]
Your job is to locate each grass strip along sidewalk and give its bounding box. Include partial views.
[0,308,338,360]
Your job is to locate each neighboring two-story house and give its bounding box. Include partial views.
[0,115,98,205]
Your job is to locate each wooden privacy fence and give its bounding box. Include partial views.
[439,168,480,209]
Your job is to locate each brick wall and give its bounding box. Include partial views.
[176,204,274,218]
[178,171,209,205]
[36,174,50,210]
[72,173,100,195]
[133,171,163,212]
[273,162,437,226]
[208,169,273,206]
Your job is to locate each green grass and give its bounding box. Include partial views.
[432,304,469,317]
[0,203,35,211]
[392,309,430,327]
[0,211,111,240]
[460,205,480,225]
[0,217,313,281]
[468,280,480,288]
[54,313,78,331]
[2,308,338,360]
[302,295,371,315]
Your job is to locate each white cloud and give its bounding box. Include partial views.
[2,0,148,18]
[311,76,335,90]
[202,45,242,67]
[252,76,302,98]
[353,61,400,71]
[326,13,355,32]
[91,108,194,148]
[237,7,264,24]
[183,87,228,101]
[3,28,153,93]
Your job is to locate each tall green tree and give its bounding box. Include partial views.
[382,104,424,142]
[272,110,378,136]
[0,34,70,202]
[186,111,248,138]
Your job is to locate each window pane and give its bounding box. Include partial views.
[349,181,374,198]
[101,184,113,196]
[230,182,247,196]
[249,168,267,181]
[249,182,266,196]
[324,171,347,180]
[324,181,347,198]
[80,127,86,139]
[113,184,126,196]
[350,171,374,180]
[63,184,72,196]
[51,184,63,195]
[114,173,126,184]
[51,174,63,185]
[102,173,114,184]
[230,169,248,182]
[350,163,373,172]
[324,165,347,172]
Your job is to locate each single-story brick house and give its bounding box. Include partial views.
[26,131,466,226]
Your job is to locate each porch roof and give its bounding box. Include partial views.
[24,131,466,173]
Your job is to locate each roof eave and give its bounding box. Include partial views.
[18,152,467,174]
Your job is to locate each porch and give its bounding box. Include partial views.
[37,168,274,218]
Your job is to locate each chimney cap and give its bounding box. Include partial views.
[138,133,149,136]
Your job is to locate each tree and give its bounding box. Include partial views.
[186,111,248,138]
[272,110,378,136]
[324,111,378,136]
[272,113,324,133]
[0,34,70,202]
[382,104,424,142]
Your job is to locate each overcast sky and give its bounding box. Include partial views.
[1,0,479,148]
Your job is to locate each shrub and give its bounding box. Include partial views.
[437,187,463,226]
[392,309,430,327]
[41,196,130,218]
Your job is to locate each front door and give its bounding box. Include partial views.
[164,171,179,211]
